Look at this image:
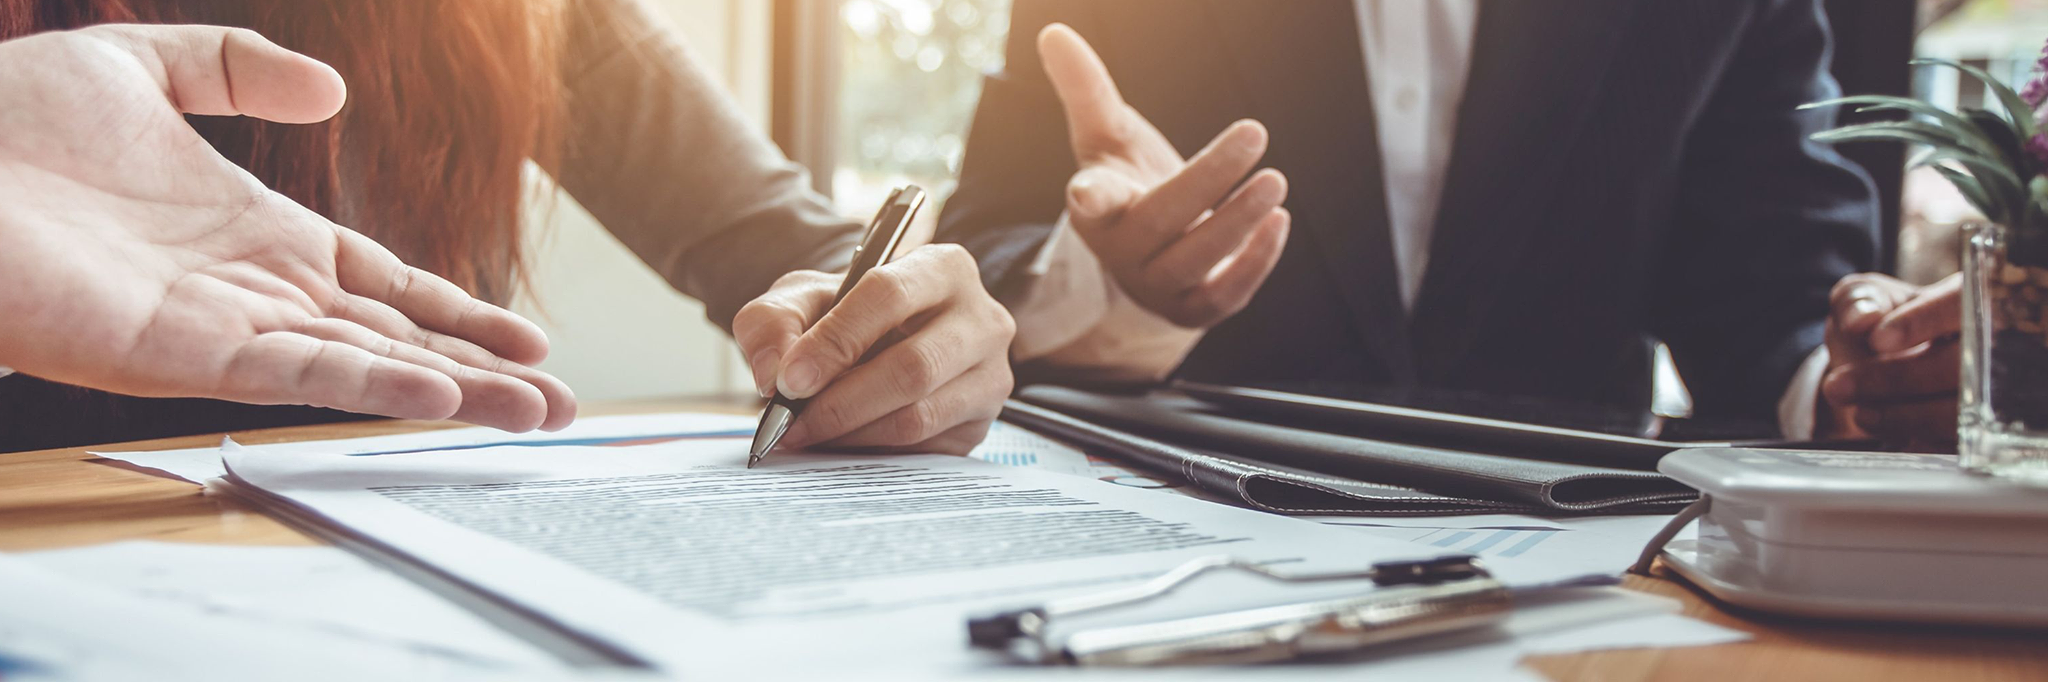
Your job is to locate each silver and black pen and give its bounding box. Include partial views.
[749,186,929,468]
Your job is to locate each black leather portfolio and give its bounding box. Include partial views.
[1004,385,1699,516]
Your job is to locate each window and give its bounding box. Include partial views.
[775,0,1013,218]
[1897,0,2048,283]
[1914,0,2048,112]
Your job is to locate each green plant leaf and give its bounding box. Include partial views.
[1801,95,2003,159]
[1812,120,1976,150]
[2032,177,2048,233]
[1961,107,2026,169]
[1912,58,2040,140]
[1914,148,2027,218]
[1932,164,2008,225]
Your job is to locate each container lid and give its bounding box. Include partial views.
[1659,448,2048,516]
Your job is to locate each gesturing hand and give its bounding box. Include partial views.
[732,245,1016,455]
[1039,23,1291,329]
[1821,273,1961,445]
[0,25,575,431]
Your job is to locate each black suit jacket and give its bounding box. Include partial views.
[938,0,1879,424]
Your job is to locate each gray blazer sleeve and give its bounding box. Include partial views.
[550,0,861,332]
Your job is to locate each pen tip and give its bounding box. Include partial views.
[749,403,794,468]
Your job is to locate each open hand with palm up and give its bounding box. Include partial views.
[0,25,575,431]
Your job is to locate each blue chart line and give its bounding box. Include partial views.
[1498,530,1557,557]
[346,430,756,457]
[980,451,1039,467]
[1462,529,1519,554]
[1431,531,1477,548]
[1414,528,1559,558]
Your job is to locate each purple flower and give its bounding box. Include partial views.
[2028,38,2048,107]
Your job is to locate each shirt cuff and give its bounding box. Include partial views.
[0,365,13,379]
[1007,216,1111,361]
[1777,345,1831,440]
[1006,215,1205,379]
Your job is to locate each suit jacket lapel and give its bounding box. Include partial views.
[1410,0,1640,378]
[1204,0,1416,384]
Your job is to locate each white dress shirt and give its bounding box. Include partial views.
[1356,0,1479,309]
[1010,0,1826,436]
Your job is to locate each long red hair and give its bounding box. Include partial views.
[0,0,562,300]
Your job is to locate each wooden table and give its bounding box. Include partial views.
[4,397,2045,681]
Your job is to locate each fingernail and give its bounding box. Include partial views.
[751,348,781,398]
[1851,297,1883,318]
[778,360,821,399]
[1069,182,1103,216]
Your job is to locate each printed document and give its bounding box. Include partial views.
[222,440,1631,678]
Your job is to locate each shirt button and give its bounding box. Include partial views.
[1394,86,1420,112]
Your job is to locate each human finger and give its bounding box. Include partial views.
[294,317,553,431]
[1160,208,1289,328]
[782,301,1009,447]
[776,246,978,399]
[1821,341,1959,406]
[316,296,575,430]
[216,331,461,420]
[91,24,346,124]
[732,270,839,397]
[1854,397,1958,445]
[333,228,550,366]
[1829,273,1911,337]
[803,361,1011,452]
[1065,165,1147,230]
[1143,168,1287,291]
[1870,273,1963,354]
[1827,273,1913,365]
[1125,120,1269,244]
[1038,23,1128,154]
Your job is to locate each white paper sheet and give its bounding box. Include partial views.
[89,412,758,484]
[968,422,1182,491]
[0,544,1727,682]
[977,433,1680,577]
[0,554,639,682]
[221,440,1731,678]
[95,414,1088,488]
[1517,612,1747,655]
[69,414,1734,678]
[1304,513,1678,536]
[17,541,559,670]
[1312,514,1678,576]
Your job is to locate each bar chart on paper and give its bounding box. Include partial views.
[976,451,1039,467]
[1339,526,1562,559]
[968,423,1182,491]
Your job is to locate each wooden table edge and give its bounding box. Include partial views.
[3,396,2043,681]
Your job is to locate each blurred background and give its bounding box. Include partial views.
[514,0,2045,404]
[512,0,1013,403]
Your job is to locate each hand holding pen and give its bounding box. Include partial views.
[733,187,1017,464]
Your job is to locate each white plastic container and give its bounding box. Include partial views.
[1655,447,2048,626]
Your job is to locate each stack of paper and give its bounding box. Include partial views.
[214,434,1737,678]
[0,552,650,682]
[19,413,1744,680]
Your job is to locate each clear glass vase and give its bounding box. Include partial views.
[1959,222,2048,482]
